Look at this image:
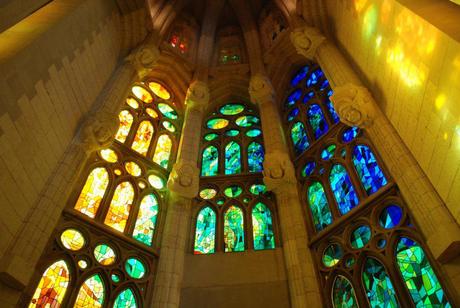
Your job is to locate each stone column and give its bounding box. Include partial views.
[0,40,160,304]
[249,75,322,307]
[152,81,209,308]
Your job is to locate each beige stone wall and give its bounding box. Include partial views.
[325,0,460,223]
[0,0,51,33]
[0,0,121,259]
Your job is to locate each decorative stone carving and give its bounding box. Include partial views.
[330,84,377,129]
[185,80,210,113]
[249,73,275,105]
[263,151,297,192]
[167,161,200,199]
[125,40,160,79]
[290,26,325,60]
[78,111,119,154]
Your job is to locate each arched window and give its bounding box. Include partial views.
[362,258,399,307]
[224,205,245,252]
[307,182,332,231]
[252,202,275,250]
[332,275,358,308]
[225,141,241,175]
[248,142,264,173]
[353,144,388,195]
[330,164,359,215]
[28,80,179,307]
[201,145,219,176]
[194,206,217,254]
[291,122,309,155]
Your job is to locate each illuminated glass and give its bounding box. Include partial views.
[132,86,153,103]
[225,129,240,137]
[332,275,359,308]
[104,182,134,232]
[286,89,302,107]
[330,164,359,215]
[220,103,245,115]
[115,110,133,143]
[93,244,116,265]
[162,120,176,132]
[201,146,219,176]
[353,145,388,195]
[224,185,243,198]
[291,65,309,87]
[148,175,164,189]
[153,134,172,168]
[194,207,216,254]
[248,142,264,173]
[362,258,399,307]
[306,68,324,87]
[321,144,336,160]
[74,274,105,308]
[323,243,343,267]
[148,82,171,100]
[126,97,139,109]
[100,149,118,163]
[301,161,316,177]
[307,182,333,231]
[145,108,158,119]
[125,161,142,177]
[158,103,178,119]
[125,258,146,279]
[199,188,217,199]
[133,194,159,246]
[113,288,137,308]
[60,229,85,251]
[246,129,261,137]
[235,115,259,127]
[307,104,329,139]
[249,184,266,195]
[326,99,340,123]
[379,205,403,229]
[74,168,109,218]
[291,122,309,155]
[29,260,69,307]
[131,121,154,156]
[224,205,245,252]
[225,141,241,175]
[287,108,299,121]
[342,127,359,143]
[350,225,371,249]
[207,118,229,129]
[252,202,275,250]
[204,133,218,141]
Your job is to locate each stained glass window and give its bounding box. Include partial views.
[396,237,450,307]
[291,122,309,155]
[307,182,333,231]
[224,205,245,252]
[132,194,159,245]
[201,146,219,176]
[74,168,109,218]
[60,229,85,251]
[74,274,105,307]
[252,203,275,250]
[194,206,216,254]
[353,145,388,195]
[153,134,172,168]
[332,275,359,308]
[362,257,399,307]
[29,260,70,307]
[113,288,137,308]
[225,141,241,175]
[330,164,359,215]
[94,244,116,265]
[248,142,264,172]
[115,110,134,143]
[104,182,134,232]
[307,104,329,139]
[131,121,154,156]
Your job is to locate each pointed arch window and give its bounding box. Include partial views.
[362,257,399,307]
[194,206,217,254]
[291,122,309,155]
[74,274,105,307]
[225,141,241,175]
[201,145,219,176]
[113,288,138,308]
[74,167,109,218]
[29,260,70,307]
[252,202,275,250]
[153,134,172,168]
[131,121,154,156]
[307,182,333,231]
[115,110,134,143]
[248,142,264,173]
[224,205,245,252]
[132,194,159,245]
[353,145,388,195]
[330,164,359,215]
[332,275,358,308]
[104,181,135,232]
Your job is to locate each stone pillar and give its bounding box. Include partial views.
[249,75,322,307]
[0,40,160,304]
[152,81,209,308]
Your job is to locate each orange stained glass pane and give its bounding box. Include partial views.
[104,182,134,232]
[132,86,153,103]
[29,260,70,308]
[148,82,171,100]
[115,110,134,143]
[74,168,109,218]
[153,134,172,168]
[74,274,105,308]
[131,121,154,156]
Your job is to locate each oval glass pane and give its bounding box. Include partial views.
[287,108,299,121]
[225,129,240,137]
[350,225,372,249]
[162,121,176,132]
[322,243,343,267]
[132,86,153,103]
[235,115,259,127]
[125,161,142,177]
[145,108,158,118]
[224,185,243,198]
[60,229,85,251]
[125,258,146,279]
[291,66,309,87]
[379,205,403,229]
[148,82,171,100]
[204,133,218,141]
[100,149,118,163]
[249,184,267,195]
[286,89,302,107]
[158,103,178,119]
[199,188,217,200]
[301,161,316,177]
[246,129,261,137]
[94,244,116,265]
[126,97,139,109]
[148,175,164,189]
[220,103,245,115]
[207,118,229,130]
[342,127,359,143]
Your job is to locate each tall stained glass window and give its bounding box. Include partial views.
[332,275,358,308]
[330,164,359,215]
[248,142,264,173]
[307,182,332,231]
[353,145,388,195]
[252,202,275,250]
[362,258,399,307]
[29,80,178,307]
[201,146,219,176]
[194,206,216,254]
[224,205,245,252]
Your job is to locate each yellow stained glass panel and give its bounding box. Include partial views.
[126,97,139,109]
[145,108,158,119]
[100,149,118,163]
[74,168,109,218]
[104,182,134,232]
[115,110,134,143]
[60,229,85,251]
[74,274,105,308]
[29,260,70,307]
[153,135,172,168]
[148,82,171,100]
[131,121,154,156]
[132,86,153,103]
[125,161,142,177]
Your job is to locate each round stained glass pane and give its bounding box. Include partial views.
[301,161,316,177]
[322,243,343,267]
[246,129,261,137]
[350,225,371,249]
[377,239,387,249]
[204,133,218,141]
[220,104,245,115]
[249,184,267,195]
[60,229,85,251]
[342,127,359,143]
[94,244,116,265]
[125,161,142,177]
[125,258,146,279]
[145,108,158,118]
[345,257,355,267]
[199,188,217,200]
[100,149,118,163]
[78,260,88,269]
[111,274,120,283]
[235,115,259,127]
[321,144,336,160]
[225,129,239,137]
[148,175,164,189]
[216,198,225,205]
[158,103,178,119]
[162,121,176,132]
[132,86,153,103]
[126,98,139,109]
[207,118,229,129]
[224,186,243,198]
[148,82,171,100]
[287,108,299,121]
[379,205,403,229]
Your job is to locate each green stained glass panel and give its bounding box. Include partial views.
[162,120,176,132]
[224,185,243,198]
[225,129,240,137]
[252,202,275,250]
[207,118,229,129]
[125,258,146,279]
[323,243,343,267]
[201,146,219,176]
[220,103,245,115]
[113,288,137,308]
[321,144,336,160]
[332,276,359,308]
[224,205,245,252]
[350,225,371,249]
[235,115,260,127]
[249,184,266,195]
[132,194,158,246]
[204,133,219,141]
[362,258,399,308]
[74,274,105,307]
[248,142,264,173]
[246,129,262,137]
[396,237,451,307]
[94,244,116,265]
[225,141,241,175]
[157,103,178,119]
[111,274,120,283]
[307,182,332,231]
[291,122,309,155]
[194,207,216,254]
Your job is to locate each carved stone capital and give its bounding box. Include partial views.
[249,74,275,105]
[263,151,297,192]
[125,41,160,79]
[167,161,200,199]
[77,111,119,154]
[290,26,325,60]
[330,84,377,129]
[185,80,210,113]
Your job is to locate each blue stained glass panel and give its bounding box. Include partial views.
[320,79,330,90]
[291,122,309,155]
[291,66,309,87]
[302,161,316,177]
[353,145,388,195]
[321,144,336,160]
[362,258,399,307]
[379,205,403,229]
[342,127,359,143]
[201,146,219,176]
[308,104,329,139]
[303,91,315,104]
[287,108,299,121]
[306,68,324,87]
[286,89,302,107]
[326,99,340,123]
[308,182,333,231]
[330,164,359,215]
[225,141,241,175]
[248,142,264,173]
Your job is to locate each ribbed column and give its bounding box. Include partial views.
[249,74,322,307]
[152,81,209,308]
